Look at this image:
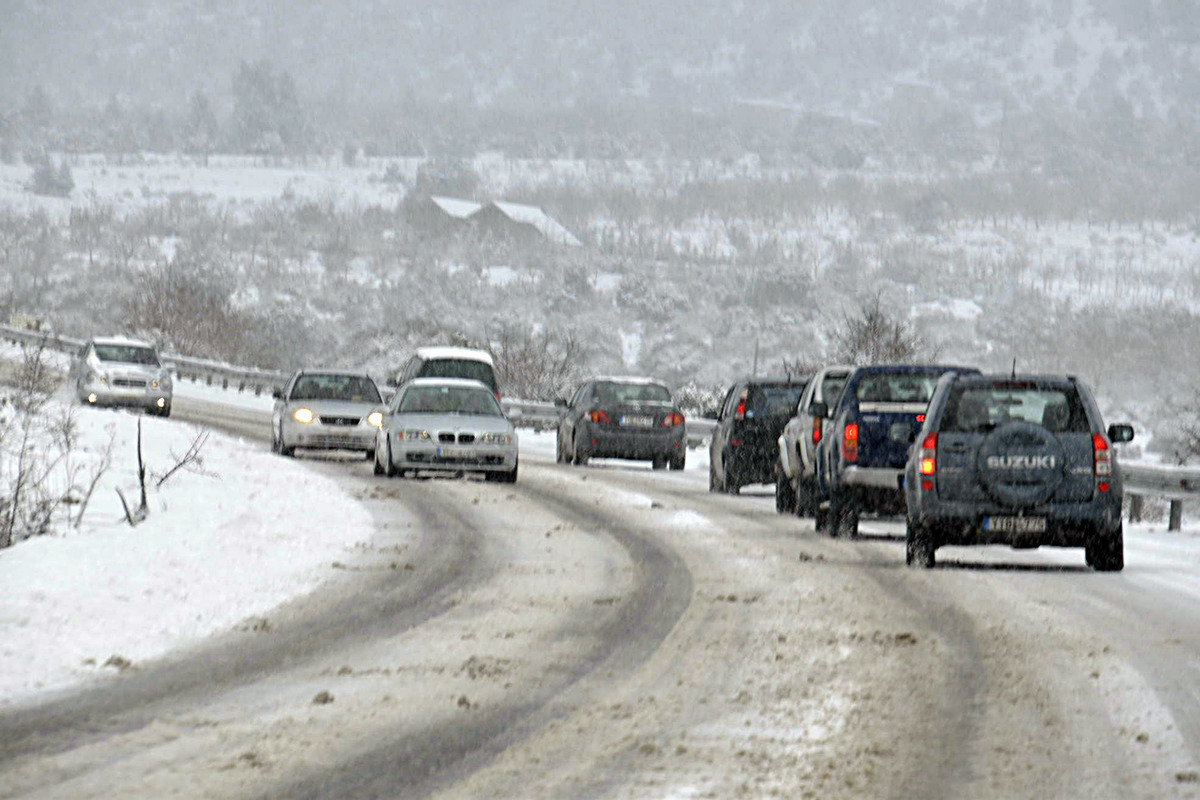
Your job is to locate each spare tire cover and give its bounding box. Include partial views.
[976,422,1065,507]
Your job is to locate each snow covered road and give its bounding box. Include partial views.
[1,385,1199,798]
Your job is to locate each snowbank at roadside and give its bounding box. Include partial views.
[0,402,373,706]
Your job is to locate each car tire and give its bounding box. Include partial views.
[503,459,519,484]
[775,472,796,514]
[364,448,375,461]
[709,462,720,492]
[906,518,936,568]
[828,489,858,538]
[373,451,385,475]
[383,442,397,477]
[573,435,589,467]
[1086,524,1124,572]
[795,476,816,518]
[556,431,566,464]
[669,453,685,471]
[814,501,830,535]
[157,404,172,418]
[652,456,668,470]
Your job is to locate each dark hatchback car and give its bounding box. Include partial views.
[903,374,1134,570]
[556,377,686,469]
[709,376,811,494]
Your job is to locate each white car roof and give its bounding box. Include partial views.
[92,335,156,349]
[415,346,495,366]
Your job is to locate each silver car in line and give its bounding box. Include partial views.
[374,377,518,482]
[70,336,173,416]
[272,369,384,458]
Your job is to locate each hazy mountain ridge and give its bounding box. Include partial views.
[5,0,1199,125]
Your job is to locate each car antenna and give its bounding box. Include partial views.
[1011,358,1017,378]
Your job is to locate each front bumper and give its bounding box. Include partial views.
[81,380,171,411]
[282,420,377,452]
[392,442,517,473]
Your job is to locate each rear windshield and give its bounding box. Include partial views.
[941,384,1089,433]
[94,344,159,366]
[855,373,942,404]
[419,359,498,392]
[748,384,806,417]
[291,374,381,403]
[595,381,672,404]
[398,385,503,416]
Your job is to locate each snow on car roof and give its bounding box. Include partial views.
[296,367,375,377]
[594,375,669,386]
[415,346,495,365]
[92,335,156,348]
[405,377,493,390]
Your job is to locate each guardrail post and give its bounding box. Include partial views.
[1169,499,1183,531]
[1127,494,1143,522]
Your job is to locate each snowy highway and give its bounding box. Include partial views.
[1,393,1199,799]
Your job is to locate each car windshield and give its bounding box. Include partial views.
[855,373,942,404]
[942,383,1089,433]
[594,381,672,404]
[290,374,381,403]
[419,359,497,392]
[748,384,806,417]
[93,344,159,366]
[398,385,503,416]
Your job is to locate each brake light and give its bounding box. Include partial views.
[918,433,937,474]
[916,414,925,424]
[734,388,748,421]
[589,410,611,424]
[841,422,859,462]
[661,412,685,427]
[1093,432,1112,488]
[812,417,822,446]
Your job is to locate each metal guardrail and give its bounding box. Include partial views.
[0,324,287,396]
[1122,462,1200,530]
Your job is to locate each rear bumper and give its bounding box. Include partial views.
[726,444,779,485]
[580,424,685,461]
[911,498,1123,547]
[842,466,905,491]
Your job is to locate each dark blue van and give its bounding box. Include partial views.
[811,364,979,537]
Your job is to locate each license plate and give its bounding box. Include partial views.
[620,415,654,427]
[436,447,475,460]
[984,516,1046,534]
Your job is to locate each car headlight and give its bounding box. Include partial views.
[367,411,384,428]
[479,432,513,445]
[398,429,430,441]
[293,408,315,424]
[87,369,106,384]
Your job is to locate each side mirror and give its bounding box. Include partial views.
[554,397,568,408]
[1108,424,1135,444]
[809,401,828,419]
[272,388,283,400]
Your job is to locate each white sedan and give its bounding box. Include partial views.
[374,378,518,482]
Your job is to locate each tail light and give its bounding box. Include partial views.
[734,388,748,421]
[1093,432,1112,492]
[589,410,612,424]
[812,417,822,446]
[841,422,859,462]
[661,412,685,427]
[918,433,937,491]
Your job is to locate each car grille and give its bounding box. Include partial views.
[320,416,361,426]
[113,379,148,389]
[436,432,477,443]
[306,434,369,448]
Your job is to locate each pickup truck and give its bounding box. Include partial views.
[811,363,979,537]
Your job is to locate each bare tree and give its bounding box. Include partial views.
[829,294,936,365]
[486,322,585,401]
